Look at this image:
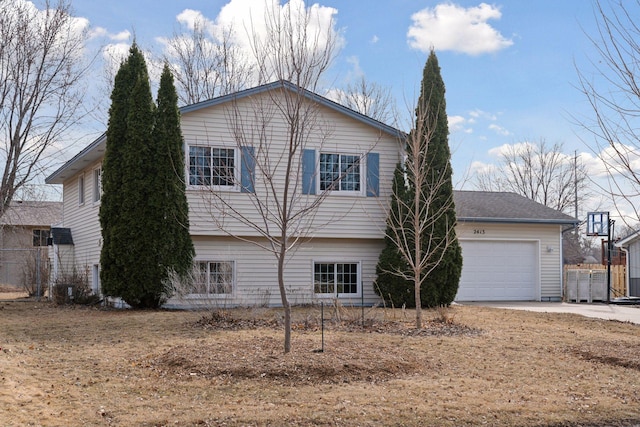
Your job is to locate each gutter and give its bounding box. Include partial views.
[457,217,579,226]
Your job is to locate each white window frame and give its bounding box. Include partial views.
[92,166,102,204]
[317,151,365,196]
[187,144,240,192]
[78,174,85,206]
[186,260,235,297]
[313,261,361,298]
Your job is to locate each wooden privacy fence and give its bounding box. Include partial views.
[564,264,626,301]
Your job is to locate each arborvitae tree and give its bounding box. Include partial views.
[375,49,462,321]
[415,50,462,307]
[100,45,138,301]
[375,163,413,307]
[101,46,192,308]
[151,64,194,278]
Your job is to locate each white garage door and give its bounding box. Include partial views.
[456,240,538,301]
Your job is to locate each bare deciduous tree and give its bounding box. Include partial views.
[376,50,461,329]
[382,102,457,328]
[576,0,640,224]
[200,1,342,353]
[335,76,396,125]
[475,140,588,215]
[0,0,91,218]
[163,18,253,105]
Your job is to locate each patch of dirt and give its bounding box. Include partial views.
[146,310,480,385]
[570,340,640,371]
[145,335,427,385]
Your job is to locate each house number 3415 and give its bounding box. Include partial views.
[473,229,485,235]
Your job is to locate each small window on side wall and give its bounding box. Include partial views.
[93,168,102,203]
[78,175,85,205]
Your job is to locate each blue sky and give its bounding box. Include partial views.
[45,1,622,217]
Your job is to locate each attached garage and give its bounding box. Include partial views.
[457,240,538,301]
[453,191,578,302]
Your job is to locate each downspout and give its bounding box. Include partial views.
[620,246,630,298]
[559,225,565,301]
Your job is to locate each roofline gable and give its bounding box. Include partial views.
[45,80,405,185]
[180,80,405,138]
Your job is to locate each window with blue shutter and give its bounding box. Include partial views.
[302,149,316,195]
[366,152,379,197]
[240,146,255,193]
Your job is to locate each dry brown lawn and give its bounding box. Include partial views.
[1,297,639,427]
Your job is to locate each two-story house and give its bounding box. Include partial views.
[46,80,578,306]
[45,80,403,306]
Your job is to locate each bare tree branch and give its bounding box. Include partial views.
[0,0,91,217]
[474,139,589,215]
[163,18,253,105]
[575,0,640,225]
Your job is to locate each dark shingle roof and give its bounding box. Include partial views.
[454,191,578,225]
[51,227,73,245]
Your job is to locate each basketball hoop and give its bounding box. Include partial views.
[586,211,609,236]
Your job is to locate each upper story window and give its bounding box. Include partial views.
[319,153,362,193]
[78,175,85,206]
[189,146,236,187]
[302,150,378,197]
[32,229,50,247]
[93,167,102,203]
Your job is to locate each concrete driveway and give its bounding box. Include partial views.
[461,301,640,325]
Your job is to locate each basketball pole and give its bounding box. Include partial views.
[607,219,611,304]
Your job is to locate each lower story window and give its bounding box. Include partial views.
[33,229,50,247]
[193,261,234,295]
[314,262,359,296]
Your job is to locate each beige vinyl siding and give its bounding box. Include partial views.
[181,90,400,240]
[456,222,564,300]
[60,161,103,271]
[166,236,384,307]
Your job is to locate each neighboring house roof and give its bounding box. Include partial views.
[1,201,62,227]
[454,191,578,225]
[616,229,640,248]
[45,80,405,185]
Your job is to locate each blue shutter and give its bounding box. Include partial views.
[302,149,316,195]
[240,146,255,193]
[366,152,379,197]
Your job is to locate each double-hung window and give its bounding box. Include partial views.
[78,175,85,206]
[93,167,102,203]
[314,262,360,297]
[319,153,361,193]
[189,146,236,188]
[192,261,234,295]
[32,229,50,247]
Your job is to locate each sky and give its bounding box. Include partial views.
[21,0,633,225]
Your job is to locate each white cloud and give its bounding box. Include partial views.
[167,0,344,84]
[370,35,379,44]
[469,109,497,121]
[488,123,511,136]
[448,115,472,133]
[407,2,513,55]
[110,30,132,42]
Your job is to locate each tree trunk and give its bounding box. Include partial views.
[277,247,291,353]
